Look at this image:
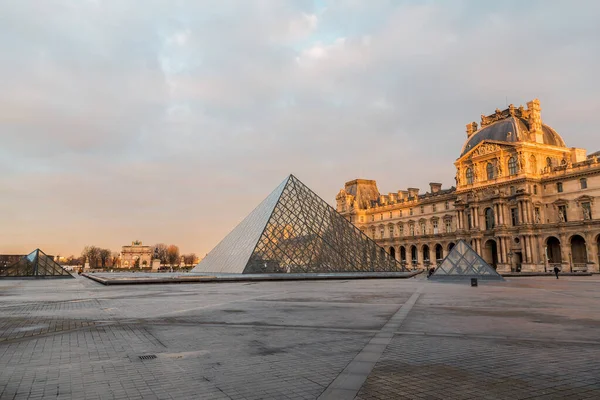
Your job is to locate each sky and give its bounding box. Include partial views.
[1,0,600,257]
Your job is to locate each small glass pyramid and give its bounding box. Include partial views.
[0,249,73,278]
[430,240,503,280]
[193,175,408,274]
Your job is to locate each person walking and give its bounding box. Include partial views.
[553,265,560,279]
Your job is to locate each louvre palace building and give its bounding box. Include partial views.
[336,99,600,273]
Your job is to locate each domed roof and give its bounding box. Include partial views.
[460,116,566,156]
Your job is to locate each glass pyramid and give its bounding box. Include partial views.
[0,249,73,278]
[193,175,408,274]
[430,240,503,280]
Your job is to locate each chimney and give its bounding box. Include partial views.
[407,187,419,199]
[527,99,544,143]
[466,122,478,138]
[429,182,442,193]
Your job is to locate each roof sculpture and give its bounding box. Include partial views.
[192,175,408,274]
[461,99,566,156]
[430,240,504,281]
[0,249,73,278]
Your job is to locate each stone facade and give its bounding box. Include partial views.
[120,240,152,268]
[336,99,600,272]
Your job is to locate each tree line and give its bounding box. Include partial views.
[72,244,198,269]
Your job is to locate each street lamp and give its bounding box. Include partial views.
[508,252,514,272]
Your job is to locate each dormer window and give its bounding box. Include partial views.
[486,162,495,180]
[466,168,473,184]
[508,157,517,175]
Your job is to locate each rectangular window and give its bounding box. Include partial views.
[510,186,516,195]
[371,228,376,238]
[389,212,393,219]
[399,210,403,217]
[360,216,364,223]
[370,215,374,222]
[409,208,413,216]
[557,182,563,193]
[409,224,415,236]
[580,178,587,189]
[380,227,384,238]
[558,205,567,222]
[445,201,450,210]
[433,220,439,234]
[432,204,437,212]
[511,208,519,226]
[420,205,424,214]
[445,220,452,233]
[380,214,383,220]
[398,224,403,236]
[420,223,426,235]
[533,185,538,195]
[389,226,394,237]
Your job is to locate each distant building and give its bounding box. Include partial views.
[120,241,152,268]
[336,99,600,273]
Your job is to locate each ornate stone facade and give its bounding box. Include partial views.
[336,99,600,272]
[120,240,152,268]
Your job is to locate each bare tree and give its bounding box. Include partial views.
[167,245,180,267]
[99,248,111,268]
[111,252,120,268]
[152,243,169,265]
[182,253,197,266]
[82,246,101,268]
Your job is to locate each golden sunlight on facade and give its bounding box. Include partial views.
[336,99,600,273]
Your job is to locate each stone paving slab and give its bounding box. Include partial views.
[1,275,600,399]
[356,334,600,400]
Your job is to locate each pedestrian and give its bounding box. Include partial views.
[427,266,435,278]
[553,266,560,279]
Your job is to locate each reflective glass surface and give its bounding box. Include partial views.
[0,249,73,278]
[431,240,503,280]
[193,175,407,274]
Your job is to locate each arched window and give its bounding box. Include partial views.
[485,207,495,230]
[508,157,517,175]
[486,163,495,180]
[466,168,473,184]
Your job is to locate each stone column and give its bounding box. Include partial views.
[518,201,523,224]
[525,236,533,264]
[493,204,499,226]
[417,244,424,269]
[498,237,505,264]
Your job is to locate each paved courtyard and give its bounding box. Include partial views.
[1,275,600,399]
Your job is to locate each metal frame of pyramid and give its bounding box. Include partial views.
[430,239,504,281]
[193,175,408,274]
[0,249,74,278]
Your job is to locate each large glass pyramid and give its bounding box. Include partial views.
[193,175,408,274]
[0,249,73,278]
[430,240,503,280]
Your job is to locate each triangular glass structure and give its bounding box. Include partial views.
[193,175,408,274]
[0,249,73,278]
[430,240,503,280]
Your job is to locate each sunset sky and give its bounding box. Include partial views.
[2,0,600,257]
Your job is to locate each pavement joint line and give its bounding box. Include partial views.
[395,331,600,346]
[317,285,424,400]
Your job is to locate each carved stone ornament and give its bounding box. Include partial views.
[472,143,501,157]
[583,207,591,220]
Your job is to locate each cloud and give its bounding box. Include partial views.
[1,0,599,256]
